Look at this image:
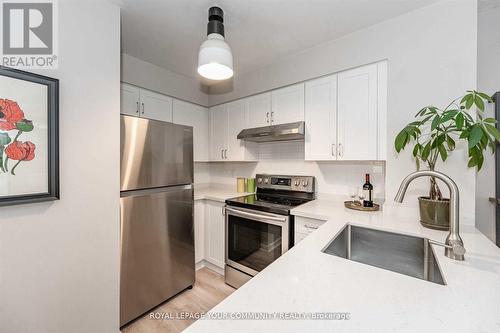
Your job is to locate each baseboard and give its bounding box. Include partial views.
[195,259,224,276]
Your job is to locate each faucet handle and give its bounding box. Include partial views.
[428,239,466,256]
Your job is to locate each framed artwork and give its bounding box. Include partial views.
[0,66,59,206]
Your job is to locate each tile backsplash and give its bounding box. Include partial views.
[195,141,386,200]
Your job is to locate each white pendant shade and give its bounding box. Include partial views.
[197,33,233,80]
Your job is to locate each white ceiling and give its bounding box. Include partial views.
[121,0,439,81]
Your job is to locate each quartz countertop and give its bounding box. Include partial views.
[194,183,253,202]
[185,197,500,333]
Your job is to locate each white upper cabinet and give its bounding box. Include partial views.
[120,83,140,116]
[305,61,387,161]
[337,63,378,160]
[209,101,257,162]
[172,99,209,162]
[271,83,305,125]
[120,83,173,122]
[209,104,228,161]
[305,75,337,161]
[245,92,272,128]
[139,89,173,122]
[226,100,248,161]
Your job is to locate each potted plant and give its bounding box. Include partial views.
[394,90,500,230]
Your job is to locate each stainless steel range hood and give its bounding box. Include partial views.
[237,121,305,142]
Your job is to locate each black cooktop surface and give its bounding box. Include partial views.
[226,192,313,215]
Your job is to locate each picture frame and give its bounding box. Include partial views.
[0,66,59,206]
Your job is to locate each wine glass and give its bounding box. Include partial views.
[357,188,365,205]
[348,186,358,204]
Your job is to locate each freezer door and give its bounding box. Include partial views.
[120,185,195,326]
[120,115,193,191]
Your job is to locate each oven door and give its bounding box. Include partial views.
[225,206,289,277]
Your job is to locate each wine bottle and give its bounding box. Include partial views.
[363,174,373,207]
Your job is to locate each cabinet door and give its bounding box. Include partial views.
[194,200,205,264]
[140,89,173,122]
[120,83,140,116]
[271,83,305,125]
[173,99,209,162]
[226,100,247,161]
[305,75,337,161]
[204,201,225,268]
[209,104,228,161]
[245,92,272,128]
[337,63,378,160]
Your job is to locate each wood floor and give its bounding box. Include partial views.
[122,267,235,333]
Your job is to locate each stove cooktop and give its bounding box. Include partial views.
[226,193,313,215]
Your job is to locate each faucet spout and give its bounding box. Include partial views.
[393,170,464,261]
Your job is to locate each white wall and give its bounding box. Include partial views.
[475,3,500,242]
[209,0,478,224]
[121,53,209,106]
[0,1,121,333]
[207,141,385,199]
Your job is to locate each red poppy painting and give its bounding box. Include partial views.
[0,67,59,207]
[0,98,36,175]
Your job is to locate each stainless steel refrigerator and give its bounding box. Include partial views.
[120,115,195,327]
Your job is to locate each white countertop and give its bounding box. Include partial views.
[186,197,500,333]
[194,183,253,202]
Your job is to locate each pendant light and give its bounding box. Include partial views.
[197,7,233,80]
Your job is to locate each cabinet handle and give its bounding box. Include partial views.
[221,149,224,159]
[266,112,269,123]
[271,111,274,124]
[338,143,343,157]
[331,143,336,157]
[489,197,500,205]
[136,101,139,113]
[304,224,319,230]
[224,149,228,159]
[141,102,145,114]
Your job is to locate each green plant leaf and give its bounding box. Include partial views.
[412,144,421,157]
[431,115,441,131]
[446,135,456,150]
[440,110,457,124]
[468,156,477,168]
[421,142,431,161]
[465,95,474,109]
[484,118,497,124]
[438,144,448,161]
[485,123,500,142]
[468,125,483,148]
[475,95,485,111]
[477,92,493,103]
[394,130,408,152]
[455,113,464,129]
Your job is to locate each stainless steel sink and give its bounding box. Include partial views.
[322,224,446,285]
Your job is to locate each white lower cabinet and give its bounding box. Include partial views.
[294,216,326,245]
[195,200,225,269]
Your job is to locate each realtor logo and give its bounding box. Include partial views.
[1,0,58,68]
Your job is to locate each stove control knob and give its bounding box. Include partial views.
[302,180,308,187]
[294,180,299,186]
[264,178,269,184]
[257,178,263,184]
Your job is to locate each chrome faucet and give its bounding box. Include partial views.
[394,170,465,261]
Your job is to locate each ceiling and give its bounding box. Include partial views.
[121,0,439,81]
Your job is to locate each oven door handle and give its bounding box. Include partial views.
[225,207,287,222]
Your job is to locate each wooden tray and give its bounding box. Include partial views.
[344,201,380,212]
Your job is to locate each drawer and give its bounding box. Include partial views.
[295,216,326,235]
